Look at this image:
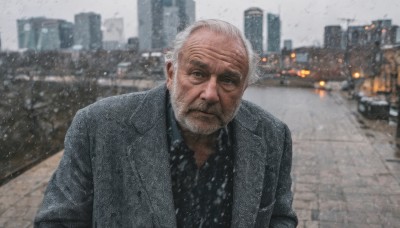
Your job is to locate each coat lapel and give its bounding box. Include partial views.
[124,85,266,227]
[126,85,177,227]
[231,103,266,228]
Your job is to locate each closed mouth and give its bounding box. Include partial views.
[191,109,217,116]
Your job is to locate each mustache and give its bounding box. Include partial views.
[187,102,222,115]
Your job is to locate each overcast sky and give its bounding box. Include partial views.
[0,0,399,50]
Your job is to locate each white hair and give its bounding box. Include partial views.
[165,19,259,84]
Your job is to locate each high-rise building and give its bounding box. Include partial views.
[175,0,195,32]
[138,0,164,51]
[244,7,263,55]
[163,6,179,47]
[391,26,400,44]
[18,17,44,50]
[103,18,125,50]
[162,0,195,48]
[184,0,196,30]
[74,12,102,50]
[127,37,139,51]
[347,26,368,47]
[344,19,397,48]
[59,21,74,49]
[283,40,292,50]
[0,33,2,51]
[17,17,74,51]
[324,25,342,49]
[37,19,62,50]
[371,19,392,45]
[267,13,280,53]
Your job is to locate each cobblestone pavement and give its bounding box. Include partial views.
[1,86,400,227]
[0,152,62,228]
[244,87,400,227]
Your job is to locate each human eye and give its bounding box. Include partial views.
[219,74,241,90]
[191,71,205,78]
[220,76,236,84]
[188,70,208,83]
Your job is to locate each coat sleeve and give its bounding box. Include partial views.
[34,108,93,227]
[269,124,298,227]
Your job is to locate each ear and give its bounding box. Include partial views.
[166,62,174,90]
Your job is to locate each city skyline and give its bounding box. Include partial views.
[0,0,399,50]
[244,7,263,54]
[267,13,281,53]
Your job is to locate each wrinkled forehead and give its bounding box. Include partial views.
[183,28,247,53]
[179,28,249,70]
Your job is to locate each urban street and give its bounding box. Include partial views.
[1,84,400,227]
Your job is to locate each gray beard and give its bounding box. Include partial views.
[169,75,242,135]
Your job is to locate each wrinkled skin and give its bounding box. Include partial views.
[166,28,249,135]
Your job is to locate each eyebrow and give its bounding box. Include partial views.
[189,60,208,69]
[189,60,243,79]
[222,70,242,80]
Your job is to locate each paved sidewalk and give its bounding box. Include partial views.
[1,87,400,227]
[289,92,400,227]
[0,152,63,228]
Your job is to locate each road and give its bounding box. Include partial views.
[0,85,400,227]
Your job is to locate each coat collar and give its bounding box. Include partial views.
[127,84,266,228]
[231,103,267,228]
[126,84,177,227]
[127,84,168,133]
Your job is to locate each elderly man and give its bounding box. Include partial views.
[35,19,297,227]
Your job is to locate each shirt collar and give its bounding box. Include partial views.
[168,99,184,146]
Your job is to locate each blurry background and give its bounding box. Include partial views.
[1,1,400,227]
[0,0,399,50]
[1,0,400,183]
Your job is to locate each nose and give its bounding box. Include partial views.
[200,77,219,103]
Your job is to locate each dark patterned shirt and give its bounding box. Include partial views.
[167,101,234,228]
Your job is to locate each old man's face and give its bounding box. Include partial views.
[167,28,249,135]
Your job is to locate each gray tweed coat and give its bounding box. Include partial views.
[35,84,297,227]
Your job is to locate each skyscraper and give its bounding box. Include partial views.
[36,19,62,50]
[244,7,263,55]
[17,17,74,51]
[267,13,281,53]
[17,17,44,50]
[163,6,179,47]
[343,19,398,48]
[391,26,400,44]
[74,12,102,50]
[59,21,74,49]
[347,26,367,47]
[324,25,342,49]
[127,37,139,51]
[283,40,292,50]
[175,0,195,32]
[103,18,125,50]
[163,0,195,48]
[371,19,392,45]
[138,0,164,51]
